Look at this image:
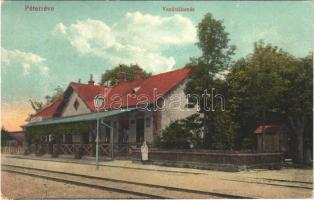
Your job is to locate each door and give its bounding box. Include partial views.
[136,118,144,143]
[119,120,129,144]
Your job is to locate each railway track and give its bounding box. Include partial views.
[2,164,248,199]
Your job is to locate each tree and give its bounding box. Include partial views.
[30,86,64,112]
[1,126,11,146]
[210,109,237,150]
[45,86,64,104]
[227,42,291,148]
[185,13,236,148]
[278,53,313,163]
[29,99,44,112]
[197,13,235,70]
[227,41,313,162]
[100,64,151,86]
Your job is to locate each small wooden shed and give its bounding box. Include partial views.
[254,125,287,153]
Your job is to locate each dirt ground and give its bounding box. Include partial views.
[1,171,141,199]
[2,155,313,199]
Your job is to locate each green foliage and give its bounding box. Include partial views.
[211,110,237,150]
[229,41,290,113]
[156,114,203,149]
[1,126,10,146]
[185,12,312,154]
[241,135,256,150]
[226,41,294,148]
[100,64,151,85]
[185,13,236,148]
[227,41,313,155]
[159,123,192,149]
[278,53,313,120]
[196,13,235,69]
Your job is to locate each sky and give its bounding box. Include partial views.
[1,1,312,131]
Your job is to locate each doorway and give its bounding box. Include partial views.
[136,118,144,143]
[119,119,129,144]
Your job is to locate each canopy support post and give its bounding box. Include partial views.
[96,118,100,170]
[110,127,114,159]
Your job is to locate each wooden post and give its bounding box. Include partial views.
[96,118,100,170]
[110,127,114,159]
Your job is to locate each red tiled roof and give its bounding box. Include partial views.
[105,67,191,109]
[32,96,63,118]
[69,82,111,112]
[254,125,281,134]
[32,67,191,118]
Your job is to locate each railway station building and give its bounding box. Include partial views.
[24,67,198,157]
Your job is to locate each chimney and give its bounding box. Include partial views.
[134,67,143,81]
[117,71,126,83]
[88,74,94,85]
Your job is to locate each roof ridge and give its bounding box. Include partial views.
[69,67,191,89]
[112,67,190,88]
[149,67,191,78]
[70,82,108,88]
[111,79,143,87]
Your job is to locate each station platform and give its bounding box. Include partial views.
[1,154,313,198]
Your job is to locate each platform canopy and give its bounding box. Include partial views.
[24,108,138,127]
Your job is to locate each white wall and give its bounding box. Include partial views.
[61,91,91,117]
[160,79,199,132]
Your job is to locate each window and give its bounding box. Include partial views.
[73,99,80,110]
[130,86,141,94]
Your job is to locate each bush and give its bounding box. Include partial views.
[156,114,203,149]
[241,135,256,150]
[160,123,192,149]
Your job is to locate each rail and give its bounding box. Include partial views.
[2,164,248,198]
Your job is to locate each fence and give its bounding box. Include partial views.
[1,146,26,154]
[52,143,142,158]
[130,148,284,171]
